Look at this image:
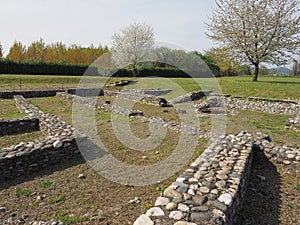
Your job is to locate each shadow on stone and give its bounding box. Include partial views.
[235,148,282,225]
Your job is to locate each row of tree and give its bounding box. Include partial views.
[0,38,247,76]
[0,39,109,65]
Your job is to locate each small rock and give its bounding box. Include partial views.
[155,197,170,206]
[169,211,184,220]
[129,197,140,204]
[193,196,207,205]
[218,193,233,206]
[178,203,189,212]
[53,140,63,149]
[78,174,86,179]
[0,207,7,214]
[133,214,154,225]
[199,187,210,194]
[287,154,295,159]
[283,160,291,165]
[174,222,198,225]
[166,202,177,210]
[190,212,211,222]
[7,217,14,223]
[163,188,183,200]
[191,206,209,212]
[146,207,165,217]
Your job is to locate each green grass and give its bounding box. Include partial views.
[49,195,64,204]
[0,99,25,118]
[16,188,32,196]
[127,76,300,99]
[40,181,54,189]
[1,74,299,99]
[0,74,134,91]
[55,210,89,225]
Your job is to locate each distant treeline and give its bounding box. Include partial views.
[3,38,109,65]
[0,60,222,77]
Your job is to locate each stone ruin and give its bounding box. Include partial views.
[0,88,299,225]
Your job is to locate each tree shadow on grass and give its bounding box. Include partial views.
[235,148,282,225]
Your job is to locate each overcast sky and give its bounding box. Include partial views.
[0,0,216,55]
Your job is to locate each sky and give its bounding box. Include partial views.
[0,0,217,56]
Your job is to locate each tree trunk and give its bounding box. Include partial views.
[132,64,138,77]
[253,63,259,81]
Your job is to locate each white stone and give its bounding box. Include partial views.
[188,189,195,195]
[166,202,177,210]
[218,193,233,206]
[176,177,186,182]
[133,214,154,225]
[188,178,198,183]
[199,186,210,194]
[211,189,219,195]
[178,203,189,212]
[287,154,295,159]
[155,197,170,206]
[169,211,184,220]
[146,207,165,217]
[53,140,63,148]
[174,221,198,225]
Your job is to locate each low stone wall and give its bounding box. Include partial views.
[225,97,299,116]
[133,132,300,225]
[104,90,169,107]
[170,91,212,104]
[67,88,104,96]
[14,95,81,136]
[119,88,172,96]
[255,133,300,166]
[57,92,143,117]
[0,90,63,99]
[0,88,104,99]
[0,136,85,181]
[0,117,39,136]
[0,95,86,182]
[134,131,254,225]
[286,117,300,133]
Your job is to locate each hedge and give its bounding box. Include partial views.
[0,60,221,77]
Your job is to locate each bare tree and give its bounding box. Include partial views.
[207,0,300,81]
[111,22,155,76]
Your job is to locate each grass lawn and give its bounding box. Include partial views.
[0,99,25,118]
[1,74,299,99]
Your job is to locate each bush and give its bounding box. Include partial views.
[0,60,221,77]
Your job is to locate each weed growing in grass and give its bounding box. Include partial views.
[56,216,89,225]
[151,137,164,144]
[16,189,32,197]
[143,203,154,211]
[156,186,166,194]
[198,149,205,155]
[40,180,54,189]
[32,199,41,209]
[117,144,125,151]
[49,195,64,204]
